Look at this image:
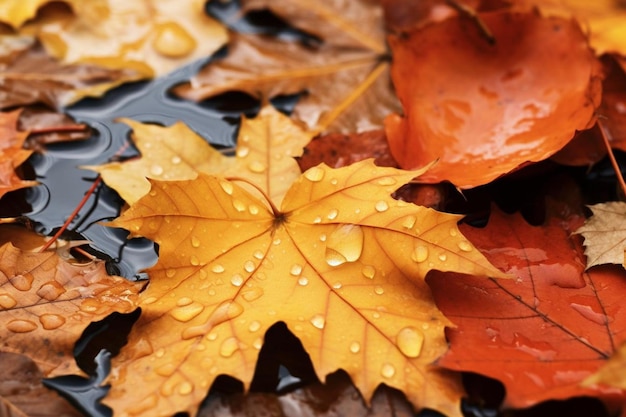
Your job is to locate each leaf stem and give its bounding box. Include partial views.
[225,176,280,216]
[39,177,102,252]
[598,120,626,198]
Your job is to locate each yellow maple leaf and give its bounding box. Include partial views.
[575,202,626,269]
[87,106,314,206]
[105,159,508,417]
[12,0,227,77]
[0,0,49,28]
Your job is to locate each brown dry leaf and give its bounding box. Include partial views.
[385,10,602,188]
[0,352,82,417]
[173,0,400,133]
[105,159,507,417]
[575,202,626,269]
[0,109,37,200]
[18,106,91,147]
[88,106,314,206]
[0,236,141,377]
[16,0,228,78]
[198,371,414,417]
[0,36,142,109]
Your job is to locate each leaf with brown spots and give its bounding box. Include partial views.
[0,229,141,377]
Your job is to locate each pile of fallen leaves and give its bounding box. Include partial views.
[2,0,626,416]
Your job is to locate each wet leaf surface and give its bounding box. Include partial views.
[385,10,602,188]
[429,208,626,412]
[0,228,141,377]
[0,109,36,199]
[105,160,505,417]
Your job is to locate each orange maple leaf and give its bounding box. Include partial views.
[385,10,602,188]
[429,208,626,413]
[104,159,507,417]
[0,109,37,199]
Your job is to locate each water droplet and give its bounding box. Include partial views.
[411,245,429,263]
[402,216,416,229]
[350,342,361,353]
[149,189,157,197]
[333,282,343,289]
[10,273,33,291]
[191,236,201,247]
[244,260,255,273]
[176,297,193,307]
[327,209,339,220]
[232,199,246,212]
[253,338,263,350]
[330,178,338,185]
[237,146,250,157]
[249,320,261,332]
[458,241,473,252]
[153,22,196,57]
[0,293,17,308]
[438,253,447,262]
[7,319,37,333]
[248,161,266,173]
[381,363,395,378]
[313,216,322,224]
[39,314,66,330]
[290,264,303,276]
[241,287,264,302]
[155,348,166,358]
[449,228,458,237]
[273,238,281,246]
[166,268,176,278]
[375,200,389,212]
[253,250,264,260]
[570,303,608,325]
[36,281,65,301]
[249,205,260,215]
[170,302,204,322]
[361,265,376,279]
[178,381,193,396]
[304,166,325,182]
[156,363,177,377]
[220,337,240,357]
[207,332,218,341]
[190,255,200,266]
[298,277,309,286]
[374,286,384,295]
[143,296,158,304]
[319,233,327,242]
[372,312,381,319]
[171,156,181,164]
[396,327,424,358]
[150,164,164,176]
[377,177,397,186]
[231,274,243,287]
[325,224,364,266]
[220,181,234,195]
[211,264,225,273]
[310,314,325,329]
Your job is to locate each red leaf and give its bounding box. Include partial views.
[428,208,626,412]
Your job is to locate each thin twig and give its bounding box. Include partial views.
[598,120,626,198]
